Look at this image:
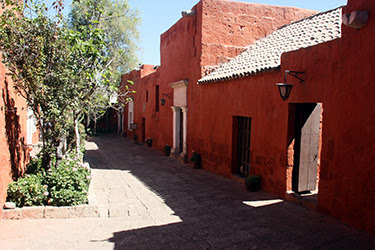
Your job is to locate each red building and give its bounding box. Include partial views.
[0,6,39,220]
[121,0,375,234]
[120,0,316,150]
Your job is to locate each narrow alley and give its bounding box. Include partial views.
[1,134,374,249]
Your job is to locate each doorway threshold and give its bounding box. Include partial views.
[285,190,318,210]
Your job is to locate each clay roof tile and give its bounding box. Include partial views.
[198,7,342,84]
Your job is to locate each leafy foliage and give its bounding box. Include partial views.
[7,151,92,207]
[46,152,91,206]
[69,0,140,81]
[0,3,74,165]
[7,174,48,207]
[164,144,172,156]
[70,0,140,131]
[0,0,117,165]
[0,0,139,177]
[145,138,152,146]
[189,152,201,163]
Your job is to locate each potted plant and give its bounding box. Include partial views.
[245,175,262,191]
[189,151,201,169]
[164,144,172,156]
[145,138,152,147]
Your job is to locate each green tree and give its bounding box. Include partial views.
[64,24,111,154]
[0,0,72,167]
[69,0,140,83]
[69,0,140,136]
[0,0,111,167]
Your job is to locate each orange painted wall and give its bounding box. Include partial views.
[190,0,375,234]
[0,58,29,217]
[200,0,317,74]
[120,0,375,234]
[279,0,375,234]
[191,72,286,183]
[0,6,30,218]
[121,0,316,154]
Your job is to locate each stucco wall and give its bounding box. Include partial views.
[0,57,28,218]
[279,0,375,233]
[122,0,315,155]
[0,6,31,218]
[200,0,317,74]
[190,0,375,234]
[191,72,286,182]
[119,0,375,234]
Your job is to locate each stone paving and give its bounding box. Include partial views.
[1,134,375,249]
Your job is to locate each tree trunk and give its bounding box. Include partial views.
[86,114,90,128]
[94,119,97,135]
[74,117,80,155]
[40,120,51,169]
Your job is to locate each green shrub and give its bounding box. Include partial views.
[46,154,91,206]
[189,151,201,162]
[164,144,172,156]
[7,174,48,207]
[25,157,44,175]
[145,138,152,147]
[7,150,91,207]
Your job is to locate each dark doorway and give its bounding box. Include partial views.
[179,109,183,153]
[142,118,146,142]
[236,116,252,177]
[293,103,321,193]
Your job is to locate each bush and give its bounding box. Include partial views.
[189,151,201,169]
[164,144,171,156]
[46,153,91,206]
[7,174,48,207]
[189,151,201,162]
[25,157,44,175]
[7,150,91,207]
[145,138,152,147]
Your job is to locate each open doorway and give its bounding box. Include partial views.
[287,103,322,205]
[293,103,321,192]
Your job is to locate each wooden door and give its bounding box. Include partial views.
[293,103,321,192]
[237,117,251,177]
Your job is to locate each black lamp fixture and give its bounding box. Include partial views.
[160,93,172,106]
[276,70,305,101]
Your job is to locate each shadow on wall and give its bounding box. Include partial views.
[2,78,27,180]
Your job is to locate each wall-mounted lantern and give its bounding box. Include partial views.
[276,70,305,101]
[161,93,172,106]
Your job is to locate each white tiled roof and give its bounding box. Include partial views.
[198,7,342,84]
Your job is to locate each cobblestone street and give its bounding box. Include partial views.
[1,134,375,249]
